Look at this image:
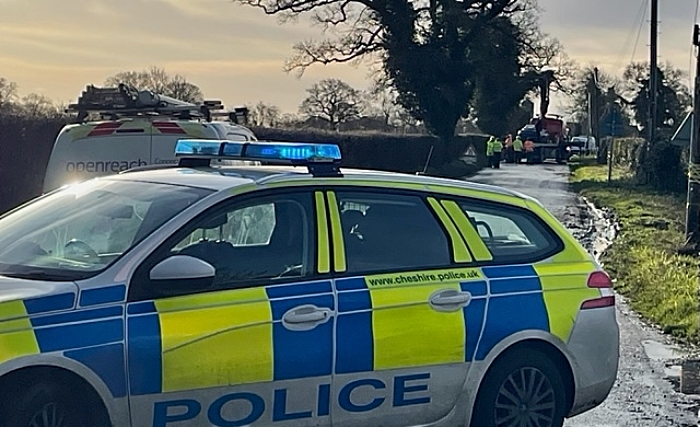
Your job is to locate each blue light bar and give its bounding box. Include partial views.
[174,140,342,164]
[174,140,224,156]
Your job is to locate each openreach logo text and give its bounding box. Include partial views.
[65,159,148,173]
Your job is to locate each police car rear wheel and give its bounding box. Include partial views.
[3,382,85,427]
[472,350,566,427]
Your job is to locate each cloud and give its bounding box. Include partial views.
[0,0,340,110]
[0,0,698,114]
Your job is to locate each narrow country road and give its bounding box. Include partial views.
[469,162,700,427]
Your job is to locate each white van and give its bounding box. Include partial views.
[569,135,597,156]
[43,85,258,192]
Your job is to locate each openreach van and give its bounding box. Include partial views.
[43,84,258,193]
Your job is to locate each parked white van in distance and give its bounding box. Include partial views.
[42,85,258,193]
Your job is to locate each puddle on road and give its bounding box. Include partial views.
[642,340,693,389]
[643,339,686,361]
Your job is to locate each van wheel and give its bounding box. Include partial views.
[471,350,567,427]
[0,381,87,427]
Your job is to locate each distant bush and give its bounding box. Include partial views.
[598,136,688,195]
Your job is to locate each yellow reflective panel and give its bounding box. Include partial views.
[315,192,331,274]
[534,262,597,282]
[156,288,273,392]
[536,267,600,342]
[427,198,472,263]
[440,200,493,262]
[326,192,347,273]
[368,278,466,370]
[0,301,38,363]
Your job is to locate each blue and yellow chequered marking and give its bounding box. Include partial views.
[476,265,550,360]
[127,279,334,395]
[335,267,485,373]
[0,292,128,398]
[24,291,126,398]
[336,261,600,369]
[477,262,600,356]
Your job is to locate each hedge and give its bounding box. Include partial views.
[251,127,488,174]
[0,117,487,214]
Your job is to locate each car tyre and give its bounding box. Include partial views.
[470,350,567,427]
[0,381,88,427]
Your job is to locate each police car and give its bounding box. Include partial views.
[0,140,618,427]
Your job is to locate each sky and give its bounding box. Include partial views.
[0,0,698,116]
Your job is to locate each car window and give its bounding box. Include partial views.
[0,179,212,280]
[174,203,276,249]
[335,191,451,274]
[457,200,562,263]
[161,192,314,291]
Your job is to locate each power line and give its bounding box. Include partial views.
[614,0,649,73]
[629,0,650,67]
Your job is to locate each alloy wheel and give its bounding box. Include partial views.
[493,367,557,427]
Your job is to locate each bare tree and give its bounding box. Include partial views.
[514,3,575,93]
[0,78,18,112]
[104,67,204,103]
[369,81,405,128]
[232,0,526,145]
[249,102,282,127]
[18,93,63,118]
[299,79,363,129]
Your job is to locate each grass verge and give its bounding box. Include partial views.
[570,158,699,344]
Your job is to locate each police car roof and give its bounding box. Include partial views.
[108,165,527,201]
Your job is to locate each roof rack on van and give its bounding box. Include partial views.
[210,106,250,125]
[66,84,240,124]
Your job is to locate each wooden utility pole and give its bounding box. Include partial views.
[681,25,700,254]
[649,0,659,144]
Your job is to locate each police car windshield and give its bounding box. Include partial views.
[0,179,212,281]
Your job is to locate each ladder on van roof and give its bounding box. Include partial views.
[66,84,249,125]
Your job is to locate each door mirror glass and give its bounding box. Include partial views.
[150,255,215,281]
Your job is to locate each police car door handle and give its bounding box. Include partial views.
[283,305,332,325]
[430,289,472,311]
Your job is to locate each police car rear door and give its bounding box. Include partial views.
[125,189,334,427]
[326,189,481,427]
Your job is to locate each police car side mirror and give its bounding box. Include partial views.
[150,255,216,281]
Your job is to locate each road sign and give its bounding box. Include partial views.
[671,111,692,147]
[602,106,624,137]
[464,144,477,157]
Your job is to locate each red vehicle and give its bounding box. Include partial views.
[516,71,572,164]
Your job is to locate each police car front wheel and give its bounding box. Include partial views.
[471,350,567,427]
[0,382,87,427]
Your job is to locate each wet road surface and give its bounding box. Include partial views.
[469,162,700,427]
